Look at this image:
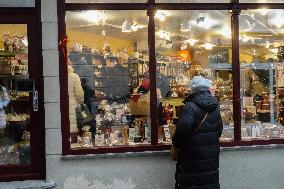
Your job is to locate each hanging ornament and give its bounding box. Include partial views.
[59,36,69,64]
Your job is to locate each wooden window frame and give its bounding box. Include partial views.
[0,0,45,182]
[58,0,284,155]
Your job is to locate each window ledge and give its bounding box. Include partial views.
[0,180,56,189]
[221,144,284,152]
[61,144,284,160]
[61,150,170,160]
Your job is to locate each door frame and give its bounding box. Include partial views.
[0,7,45,182]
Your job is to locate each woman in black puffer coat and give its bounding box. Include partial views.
[172,75,223,189]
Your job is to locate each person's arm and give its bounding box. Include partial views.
[217,106,223,138]
[172,103,195,149]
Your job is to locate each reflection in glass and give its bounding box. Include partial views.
[66,10,151,148]
[155,10,233,143]
[156,0,229,3]
[240,10,284,140]
[0,24,31,165]
[240,0,284,3]
[66,0,147,3]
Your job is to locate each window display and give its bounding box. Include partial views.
[66,0,147,3]
[240,10,284,140]
[154,10,234,143]
[62,0,284,153]
[66,10,151,148]
[240,0,283,3]
[156,0,230,3]
[0,25,31,164]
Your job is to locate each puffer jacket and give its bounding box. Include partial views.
[68,66,84,133]
[172,90,223,189]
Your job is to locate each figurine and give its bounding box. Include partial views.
[81,125,93,147]
[124,127,129,145]
[164,104,173,122]
[4,36,13,51]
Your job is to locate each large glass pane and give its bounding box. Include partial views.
[155,10,233,143]
[240,9,284,140]
[0,25,31,165]
[66,10,150,149]
[66,0,147,3]
[240,0,284,3]
[0,0,35,7]
[156,0,230,3]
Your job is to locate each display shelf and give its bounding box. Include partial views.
[0,75,29,79]
[209,63,232,70]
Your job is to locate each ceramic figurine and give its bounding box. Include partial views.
[81,126,93,147]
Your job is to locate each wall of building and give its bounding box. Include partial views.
[0,0,35,7]
[40,1,284,189]
[44,148,284,189]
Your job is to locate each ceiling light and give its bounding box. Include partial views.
[185,38,199,46]
[180,21,191,32]
[155,10,167,22]
[156,30,171,40]
[122,20,132,33]
[218,27,232,39]
[202,42,215,50]
[81,10,105,23]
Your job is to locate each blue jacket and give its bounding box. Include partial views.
[172,90,223,189]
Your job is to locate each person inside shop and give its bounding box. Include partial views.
[67,64,84,143]
[137,72,150,94]
[171,75,223,189]
[81,78,95,114]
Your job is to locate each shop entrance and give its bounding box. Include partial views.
[0,14,45,181]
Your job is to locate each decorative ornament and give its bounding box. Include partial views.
[59,36,69,64]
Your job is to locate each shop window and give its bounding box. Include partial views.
[240,9,284,140]
[0,0,35,7]
[66,10,151,149]
[0,24,32,165]
[156,0,230,3]
[239,0,283,3]
[66,0,147,3]
[155,10,234,143]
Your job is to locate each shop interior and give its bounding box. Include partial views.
[0,24,31,164]
[64,9,284,148]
